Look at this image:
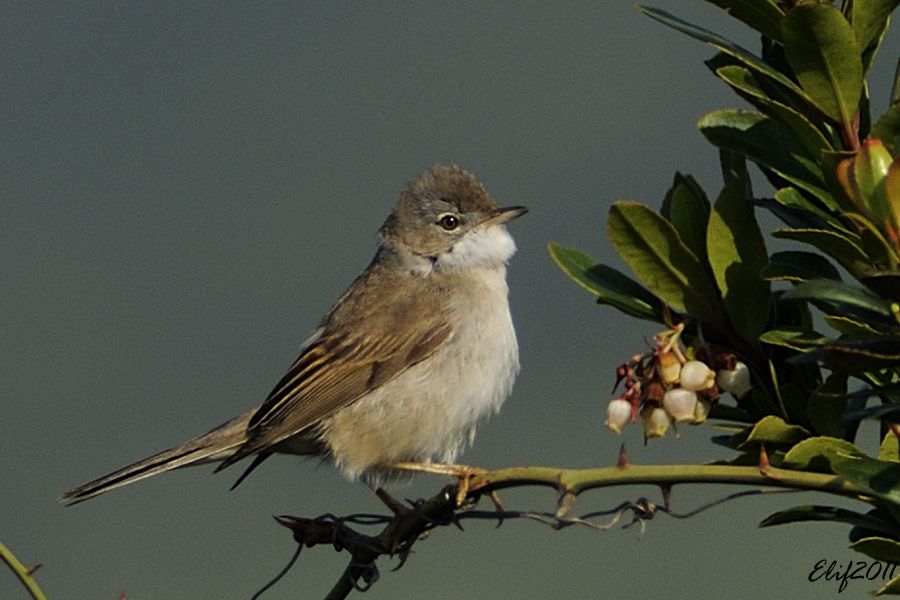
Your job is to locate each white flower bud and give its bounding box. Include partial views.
[641,406,671,438]
[658,351,681,385]
[662,387,698,423]
[716,361,752,398]
[692,398,711,424]
[680,360,715,391]
[605,398,632,434]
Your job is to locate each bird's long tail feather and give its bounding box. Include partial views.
[60,408,256,506]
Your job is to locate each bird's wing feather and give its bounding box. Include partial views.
[219,266,451,467]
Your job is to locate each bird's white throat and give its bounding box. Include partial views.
[435,225,517,271]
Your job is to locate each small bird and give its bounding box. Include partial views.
[62,164,526,505]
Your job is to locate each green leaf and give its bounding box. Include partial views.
[841,212,899,268]
[783,436,863,472]
[707,186,771,340]
[734,414,810,448]
[772,186,846,229]
[638,6,814,102]
[862,271,900,303]
[607,201,724,324]
[715,64,833,158]
[833,454,900,505]
[547,243,664,321]
[880,432,900,462]
[890,160,900,232]
[660,173,711,260]
[873,103,900,155]
[705,0,785,41]
[853,138,894,226]
[824,314,881,335]
[807,372,849,438]
[825,335,900,371]
[850,0,900,72]
[782,279,895,319]
[877,574,900,596]
[851,537,900,563]
[783,3,864,126]
[772,228,869,272]
[761,250,842,282]
[759,327,829,350]
[760,504,890,529]
[698,110,831,205]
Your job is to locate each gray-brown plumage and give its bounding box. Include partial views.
[62,165,525,505]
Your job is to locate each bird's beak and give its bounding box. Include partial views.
[479,205,528,228]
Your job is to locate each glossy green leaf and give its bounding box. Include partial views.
[547,242,663,321]
[873,103,900,154]
[760,505,890,529]
[880,432,900,462]
[782,436,862,472]
[853,138,894,225]
[772,228,869,272]
[888,159,900,231]
[782,279,894,318]
[699,110,830,204]
[841,212,899,268]
[833,454,900,505]
[707,186,771,340]
[773,187,845,229]
[807,372,849,438]
[759,328,828,350]
[850,0,900,72]
[661,173,711,260]
[607,201,723,324]
[824,314,880,335]
[825,336,900,371]
[734,415,810,448]
[638,6,813,101]
[761,250,842,282]
[783,3,864,126]
[705,0,784,41]
[851,537,900,563]
[715,65,833,158]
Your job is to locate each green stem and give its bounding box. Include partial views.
[468,464,867,499]
[0,541,47,600]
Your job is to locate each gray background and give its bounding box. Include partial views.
[4,2,899,599]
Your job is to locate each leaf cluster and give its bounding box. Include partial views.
[550,1,900,592]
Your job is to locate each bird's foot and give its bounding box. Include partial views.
[389,461,486,507]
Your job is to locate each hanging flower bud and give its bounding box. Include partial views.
[657,350,681,385]
[641,405,671,438]
[716,361,752,398]
[605,398,632,434]
[692,398,711,424]
[679,360,715,391]
[662,387,698,423]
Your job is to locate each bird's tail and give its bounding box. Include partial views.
[60,408,256,506]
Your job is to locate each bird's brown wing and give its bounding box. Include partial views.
[218,271,452,469]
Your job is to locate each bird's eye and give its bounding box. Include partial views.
[437,213,460,231]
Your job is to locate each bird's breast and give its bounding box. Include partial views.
[321,266,519,482]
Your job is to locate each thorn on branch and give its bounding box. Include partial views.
[617,443,629,468]
[757,445,781,480]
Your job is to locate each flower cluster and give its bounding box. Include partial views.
[604,324,752,440]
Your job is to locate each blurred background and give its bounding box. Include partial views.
[4,2,899,598]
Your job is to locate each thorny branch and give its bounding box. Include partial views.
[256,450,871,600]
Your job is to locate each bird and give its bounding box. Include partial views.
[62,164,527,505]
